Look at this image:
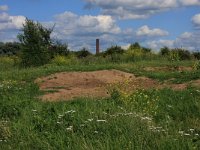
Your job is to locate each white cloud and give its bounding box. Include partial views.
[136,25,169,37]
[50,11,169,50]
[0,13,25,31]
[147,31,200,51]
[54,11,121,36]
[192,13,200,28]
[0,5,8,11]
[84,0,200,19]
[181,0,200,6]
[147,40,174,50]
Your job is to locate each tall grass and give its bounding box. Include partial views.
[0,57,200,149]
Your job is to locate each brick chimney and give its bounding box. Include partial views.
[96,39,100,54]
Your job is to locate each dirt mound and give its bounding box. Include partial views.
[35,70,158,101]
[35,69,200,101]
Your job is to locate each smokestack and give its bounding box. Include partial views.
[96,39,100,54]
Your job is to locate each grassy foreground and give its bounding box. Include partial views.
[0,59,200,149]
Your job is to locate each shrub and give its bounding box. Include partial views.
[49,41,69,58]
[129,42,141,49]
[169,50,180,61]
[193,61,200,70]
[104,45,124,56]
[193,52,200,60]
[124,43,152,61]
[0,42,21,56]
[176,48,191,60]
[51,55,78,65]
[160,46,170,56]
[17,18,53,67]
[75,48,92,58]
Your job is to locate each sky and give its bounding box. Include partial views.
[0,0,200,52]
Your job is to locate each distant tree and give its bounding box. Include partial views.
[104,45,124,56]
[193,51,200,60]
[17,18,53,67]
[160,46,170,56]
[49,41,69,58]
[75,48,92,58]
[142,47,151,53]
[129,42,141,49]
[0,42,21,56]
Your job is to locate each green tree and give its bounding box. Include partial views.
[18,18,53,67]
[160,46,170,56]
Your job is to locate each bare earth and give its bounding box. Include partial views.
[35,69,200,101]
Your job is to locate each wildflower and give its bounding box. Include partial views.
[65,110,76,114]
[94,131,98,134]
[184,133,190,136]
[178,131,184,135]
[56,121,61,124]
[80,124,85,127]
[88,119,93,122]
[32,109,37,112]
[189,129,195,132]
[97,120,107,122]
[167,105,172,108]
[195,134,199,136]
[66,126,73,131]
[141,116,152,121]
[58,114,64,119]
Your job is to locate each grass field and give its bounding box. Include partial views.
[0,57,200,149]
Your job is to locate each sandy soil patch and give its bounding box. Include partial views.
[35,70,158,101]
[35,69,200,101]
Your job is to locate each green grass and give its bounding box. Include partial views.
[0,58,200,149]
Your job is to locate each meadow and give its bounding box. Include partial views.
[0,54,200,150]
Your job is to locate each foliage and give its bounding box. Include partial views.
[104,45,124,56]
[129,42,141,49]
[49,41,69,58]
[160,46,170,56]
[0,42,21,56]
[17,18,53,67]
[0,58,200,149]
[193,52,200,60]
[75,48,92,58]
[51,55,78,66]
[193,61,200,71]
[169,50,180,61]
[124,43,152,61]
[175,48,191,60]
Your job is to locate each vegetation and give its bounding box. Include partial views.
[0,18,200,149]
[17,18,53,67]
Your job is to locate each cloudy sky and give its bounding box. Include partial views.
[0,0,200,52]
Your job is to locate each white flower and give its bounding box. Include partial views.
[97,120,107,122]
[66,126,73,131]
[88,118,93,122]
[94,131,98,134]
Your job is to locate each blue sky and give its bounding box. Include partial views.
[0,0,200,52]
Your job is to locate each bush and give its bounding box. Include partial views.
[124,43,152,61]
[169,50,180,61]
[49,41,69,58]
[193,52,200,60]
[176,49,191,60]
[75,48,92,58]
[104,45,124,56]
[0,42,21,56]
[193,61,200,70]
[18,18,53,67]
[51,55,78,65]
[160,47,170,56]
